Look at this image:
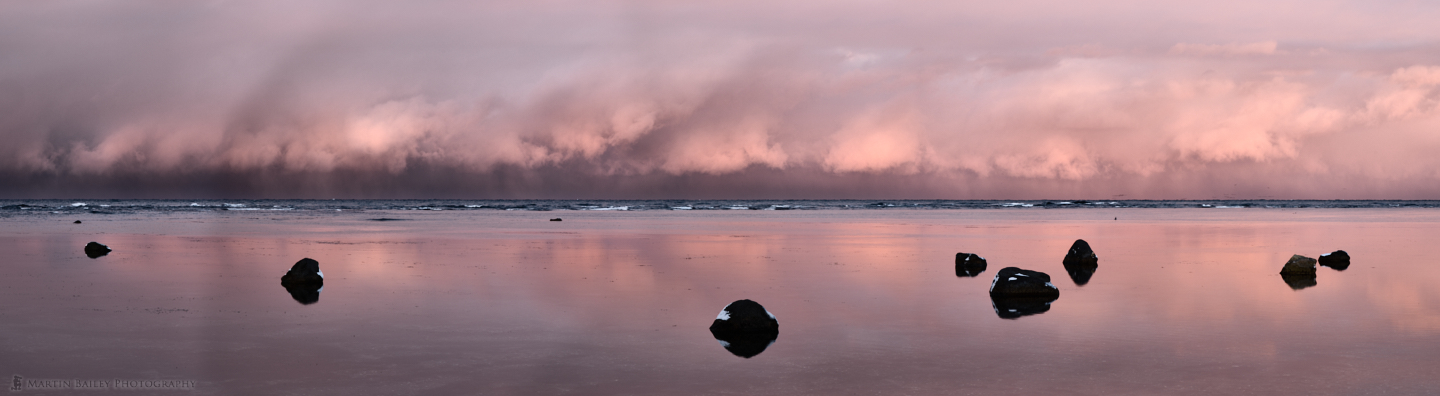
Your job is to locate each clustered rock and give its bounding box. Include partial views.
[955,252,988,277]
[1277,250,1351,290]
[1319,250,1350,271]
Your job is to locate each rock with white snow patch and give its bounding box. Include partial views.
[1318,250,1350,271]
[709,299,778,334]
[955,252,988,277]
[708,299,779,358]
[988,267,1060,298]
[280,258,325,285]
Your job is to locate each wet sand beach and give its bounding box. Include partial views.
[2,209,1439,394]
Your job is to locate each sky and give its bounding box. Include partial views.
[2,0,1439,199]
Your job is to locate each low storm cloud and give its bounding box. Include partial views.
[2,0,1439,198]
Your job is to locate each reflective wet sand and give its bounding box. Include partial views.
[2,209,1439,394]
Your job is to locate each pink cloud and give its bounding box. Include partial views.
[1169,41,1278,56]
[2,0,1439,198]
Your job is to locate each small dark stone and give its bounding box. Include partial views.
[282,282,322,304]
[709,299,779,358]
[955,252,988,277]
[1279,255,1317,275]
[1318,250,1350,271]
[73,220,82,224]
[989,267,1060,298]
[1280,273,1317,290]
[1062,239,1098,266]
[280,258,324,285]
[550,218,562,221]
[990,295,1058,319]
[83,242,110,258]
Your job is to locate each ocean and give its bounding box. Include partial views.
[6,198,1440,215]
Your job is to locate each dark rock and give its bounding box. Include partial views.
[955,252,988,277]
[709,299,778,358]
[1279,254,1317,275]
[1060,239,1099,285]
[1319,250,1350,271]
[1280,273,1317,290]
[1062,239,1098,266]
[550,218,562,221]
[83,242,110,258]
[73,220,82,224]
[282,283,322,304]
[280,258,325,285]
[989,267,1060,298]
[990,266,1059,298]
[990,295,1058,319]
[709,299,778,335]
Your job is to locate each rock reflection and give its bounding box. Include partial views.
[954,252,988,277]
[1280,274,1317,290]
[712,333,778,358]
[1062,262,1097,286]
[282,283,322,304]
[990,296,1058,319]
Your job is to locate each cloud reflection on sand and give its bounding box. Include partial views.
[4,210,1440,393]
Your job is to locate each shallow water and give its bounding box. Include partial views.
[2,209,1439,394]
[7,198,1440,214]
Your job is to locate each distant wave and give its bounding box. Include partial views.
[3,199,1440,215]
